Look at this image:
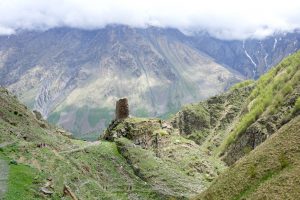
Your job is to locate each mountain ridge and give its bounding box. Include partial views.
[0,50,299,199]
[0,25,299,139]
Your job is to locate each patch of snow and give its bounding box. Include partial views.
[243,41,257,67]
[264,54,268,68]
[273,38,277,50]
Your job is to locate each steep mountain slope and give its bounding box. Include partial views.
[195,115,300,200]
[0,26,241,138]
[1,26,299,139]
[173,50,299,161]
[192,31,300,78]
[102,49,300,198]
[0,50,299,200]
[102,117,226,198]
[171,51,300,199]
[0,87,165,199]
[0,87,223,199]
[222,51,300,165]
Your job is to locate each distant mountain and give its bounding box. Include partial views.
[191,31,300,78]
[0,25,299,138]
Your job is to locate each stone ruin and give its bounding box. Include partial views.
[115,98,129,120]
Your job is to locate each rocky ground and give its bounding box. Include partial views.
[0,159,8,199]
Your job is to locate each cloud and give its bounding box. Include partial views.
[0,0,300,39]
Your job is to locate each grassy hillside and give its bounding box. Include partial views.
[0,50,299,200]
[171,79,254,156]
[169,50,300,199]
[0,87,164,199]
[102,118,226,198]
[0,87,224,199]
[222,50,300,164]
[173,50,300,164]
[195,115,300,200]
[101,48,300,199]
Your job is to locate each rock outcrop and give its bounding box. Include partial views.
[172,84,253,146]
[33,110,43,121]
[103,118,164,148]
[223,85,300,165]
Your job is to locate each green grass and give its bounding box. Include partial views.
[153,129,169,136]
[232,170,277,200]
[69,141,164,199]
[5,163,40,200]
[115,137,203,198]
[195,116,300,200]
[182,104,210,129]
[2,87,201,199]
[230,80,255,91]
[220,51,300,152]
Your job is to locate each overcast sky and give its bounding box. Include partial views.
[0,0,300,39]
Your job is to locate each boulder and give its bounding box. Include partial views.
[33,110,43,121]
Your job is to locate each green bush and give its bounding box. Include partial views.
[282,84,293,96]
[295,97,300,112]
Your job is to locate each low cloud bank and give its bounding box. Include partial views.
[0,0,300,39]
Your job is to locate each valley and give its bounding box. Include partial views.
[0,50,299,199]
[1,26,299,139]
[1,1,300,199]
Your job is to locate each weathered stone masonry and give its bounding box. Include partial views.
[115,98,129,120]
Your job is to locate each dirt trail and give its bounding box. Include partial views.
[0,159,9,199]
[59,141,101,154]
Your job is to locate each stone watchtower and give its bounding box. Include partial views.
[115,98,129,120]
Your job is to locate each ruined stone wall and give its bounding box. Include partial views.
[115,98,129,120]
